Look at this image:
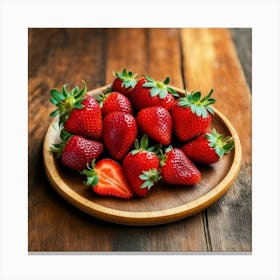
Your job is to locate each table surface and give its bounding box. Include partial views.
[28,28,252,252]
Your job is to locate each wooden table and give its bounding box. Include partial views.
[28,28,252,252]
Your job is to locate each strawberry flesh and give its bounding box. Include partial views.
[93,159,133,199]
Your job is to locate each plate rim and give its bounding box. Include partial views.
[43,84,242,226]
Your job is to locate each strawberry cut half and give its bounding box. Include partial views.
[81,158,134,199]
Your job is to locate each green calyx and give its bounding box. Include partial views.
[159,145,173,167]
[49,80,87,125]
[95,92,108,108]
[205,128,235,158]
[50,129,72,158]
[139,168,161,189]
[80,160,99,187]
[114,68,138,89]
[131,134,162,156]
[143,75,179,99]
[178,88,216,119]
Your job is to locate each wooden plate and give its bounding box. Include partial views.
[43,85,242,226]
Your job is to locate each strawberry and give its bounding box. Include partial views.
[122,135,161,197]
[136,106,172,145]
[171,89,215,142]
[160,147,201,185]
[81,159,133,199]
[131,76,178,111]
[112,68,138,97]
[182,128,235,164]
[51,130,103,171]
[96,91,133,117]
[103,111,137,160]
[50,81,102,141]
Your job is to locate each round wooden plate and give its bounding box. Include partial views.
[43,85,242,226]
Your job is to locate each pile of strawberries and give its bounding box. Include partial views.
[50,69,234,199]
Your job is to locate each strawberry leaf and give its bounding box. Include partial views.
[49,109,60,117]
[206,129,235,158]
[167,87,179,97]
[178,89,216,118]
[150,87,161,97]
[140,134,149,150]
[223,142,235,151]
[163,76,170,85]
[143,82,155,88]
[114,68,138,89]
[201,107,208,118]
[139,168,161,189]
[192,91,201,102]
[49,81,88,125]
[195,106,202,117]
[50,89,64,103]
[62,84,68,97]
[50,97,59,106]
[142,76,174,99]
[81,160,99,187]
[159,89,167,99]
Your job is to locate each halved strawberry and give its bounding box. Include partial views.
[96,91,133,117]
[50,81,102,141]
[112,68,138,97]
[182,128,235,164]
[51,130,104,171]
[160,147,201,185]
[81,158,133,199]
[131,76,178,111]
[171,89,215,142]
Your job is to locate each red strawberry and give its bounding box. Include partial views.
[182,128,235,164]
[112,68,138,97]
[136,106,172,145]
[82,159,133,199]
[160,147,201,185]
[96,91,133,117]
[103,112,137,160]
[122,135,161,197]
[50,81,102,141]
[51,130,103,171]
[171,89,215,142]
[131,76,177,111]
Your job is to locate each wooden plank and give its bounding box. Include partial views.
[28,28,115,251]
[105,28,147,81]
[230,28,252,92]
[181,28,252,251]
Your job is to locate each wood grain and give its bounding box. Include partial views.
[28,28,251,251]
[181,28,252,251]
